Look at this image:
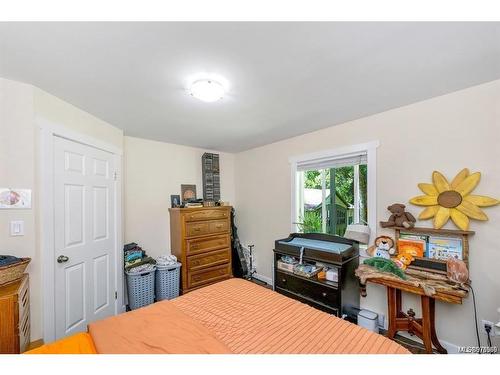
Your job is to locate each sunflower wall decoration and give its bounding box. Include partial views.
[409,169,499,230]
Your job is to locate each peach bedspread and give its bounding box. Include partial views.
[170,278,409,354]
[88,298,231,354]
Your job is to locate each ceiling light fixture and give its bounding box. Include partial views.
[189,79,225,102]
[187,74,229,103]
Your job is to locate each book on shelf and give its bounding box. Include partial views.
[397,238,426,257]
[427,236,463,261]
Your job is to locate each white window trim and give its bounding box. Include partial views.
[289,141,379,242]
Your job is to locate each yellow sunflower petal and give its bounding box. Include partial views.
[450,209,470,231]
[450,168,470,189]
[433,207,450,229]
[418,206,440,220]
[464,195,500,207]
[418,183,439,196]
[455,172,481,197]
[456,200,488,221]
[432,171,450,193]
[410,195,439,206]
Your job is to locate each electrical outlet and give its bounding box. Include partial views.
[482,320,497,336]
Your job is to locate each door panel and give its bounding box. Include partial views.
[54,136,116,339]
[93,254,109,313]
[64,184,85,247]
[93,186,108,240]
[64,262,86,331]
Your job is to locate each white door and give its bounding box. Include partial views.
[53,136,116,339]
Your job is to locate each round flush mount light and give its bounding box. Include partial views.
[189,79,225,102]
[187,74,229,103]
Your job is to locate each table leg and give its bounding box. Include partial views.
[421,296,434,354]
[429,298,448,354]
[387,287,398,339]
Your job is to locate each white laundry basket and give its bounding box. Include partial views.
[155,262,181,301]
[126,267,156,310]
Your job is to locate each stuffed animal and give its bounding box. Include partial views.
[380,203,417,229]
[446,258,469,285]
[366,236,396,259]
[394,252,414,270]
[363,257,407,280]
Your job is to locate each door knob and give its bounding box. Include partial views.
[57,255,69,263]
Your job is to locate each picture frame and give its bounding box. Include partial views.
[0,188,32,209]
[170,194,181,208]
[181,184,197,203]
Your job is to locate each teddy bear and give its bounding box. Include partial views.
[394,252,414,270]
[380,203,417,229]
[366,236,396,260]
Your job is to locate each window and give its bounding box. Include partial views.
[290,142,378,240]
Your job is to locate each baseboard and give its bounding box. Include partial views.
[252,273,272,285]
[396,331,460,354]
[440,339,460,354]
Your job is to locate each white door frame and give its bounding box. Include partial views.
[38,117,125,343]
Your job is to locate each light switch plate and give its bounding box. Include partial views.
[10,220,24,236]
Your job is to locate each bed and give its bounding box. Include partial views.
[27,278,409,354]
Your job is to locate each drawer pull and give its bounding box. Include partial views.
[282,278,287,283]
[191,244,199,249]
[193,227,202,232]
[322,292,327,297]
[215,224,223,229]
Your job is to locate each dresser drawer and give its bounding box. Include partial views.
[184,209,229,222]
[185,222,210,237]
[187,248,231,271]
[188,264,231,289]
[208,219,229,234]
[275,271,339,309]
[186,234,230,255]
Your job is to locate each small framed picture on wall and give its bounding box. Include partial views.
[170,194,181,208]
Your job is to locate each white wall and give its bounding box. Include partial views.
[0,78,39,338]
[124,136,236,259]
[234,79,500,348]
[0,77,124,341]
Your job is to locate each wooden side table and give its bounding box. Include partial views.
[361,276,466,354]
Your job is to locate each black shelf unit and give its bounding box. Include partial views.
[273,233,360,322]
[202,152,220,201]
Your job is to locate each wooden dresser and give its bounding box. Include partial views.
[169,206,232,293]
[0,274,30,353]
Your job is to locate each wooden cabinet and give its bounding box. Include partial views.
[169,206,232,293]
[0,274,30,353]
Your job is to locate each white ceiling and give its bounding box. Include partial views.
[1,22,499,152]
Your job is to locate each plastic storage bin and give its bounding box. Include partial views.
[126,266,156,310]
[155,262,181,301]
[358,309,379,333]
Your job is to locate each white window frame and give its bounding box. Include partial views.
[289,141,379,242]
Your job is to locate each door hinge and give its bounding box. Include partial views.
[115,291,118,300]
[113,171,118,181]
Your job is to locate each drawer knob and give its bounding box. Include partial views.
[322,292,327,297]
[282,278,286,283]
